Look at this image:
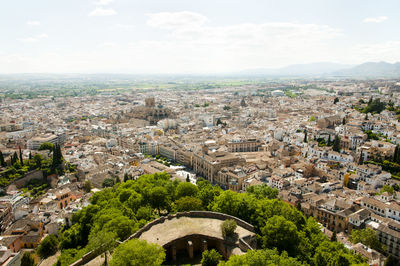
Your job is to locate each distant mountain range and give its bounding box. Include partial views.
[332,61,400,77]
[240,61,400,78]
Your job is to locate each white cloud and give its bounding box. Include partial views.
[27,20,40,26]
[348,41,400,63]
[95,0,114,5]
[17,37,38,43]
[17,33,48,43]
[8,11,400,73]
[89,7,117,17]
[142,12,342,71]
[36,33,48,39]
[363,16,388,23]
[100,42,118,48]
[113,23,135,30]
[147,11,208,29]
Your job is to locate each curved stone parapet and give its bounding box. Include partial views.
[126,211,255,242]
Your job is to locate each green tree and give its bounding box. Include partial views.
[394,145,400,163]
[51,144,63,170]
[175,196,203,212]
[125,191,143,213]
[186,174,190,182]
[221,249,304,266]
[331,230,337,242]
[334,97,339,104]
[21,252,35,266]
[303,130,308,143]
[83,180,92,193]
[221,219,237,238]
[296,202,302,211]
[38,142,54,151]
[11,151,18,165]
[124,173,130,182]
[201,249,222,266]
[313,240,365,266]
[87,230,118,266]
[136,206,153,221]
[37,234,59,258]
[102,215,137,241]
[261,215,300,256]
[332,135,341,152]
[176,182,198,199]
[342,117,346,125]
[350,228,385,252]
[380,184,394,195]
[33,154,42,168]
[0,151,6,167]
[110,239,165,266]
[102,178,115,188]
[19,147,24,166]
[149,186,170,215]
[197,179,221,209]
[246,184,278,199]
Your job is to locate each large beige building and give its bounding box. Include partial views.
[192,146,245,183]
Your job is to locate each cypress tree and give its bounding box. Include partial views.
[57,144,63,162]
[29,152,32,160]
[358,154,364,165]
[332,135,341,152]
[342,117,346,125]
[394,145,400,163]
[51,144,63,168]
[11,152,18,165]
[124,173,129,182]
[51,145,59,170]
[303,130,308,143]
[19,147,23,166]
[0,151,5,167]
[331,230,337,242]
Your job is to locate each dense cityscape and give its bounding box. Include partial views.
[0,77,399,265]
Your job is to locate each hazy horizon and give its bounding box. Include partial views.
[1,0,400,74]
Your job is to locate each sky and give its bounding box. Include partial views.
[1,0,400,74]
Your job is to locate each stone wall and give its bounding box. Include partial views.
[69,250,99,266]
[127,211,255,241]
[8,170,44,189]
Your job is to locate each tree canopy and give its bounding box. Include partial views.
[110,239,165,266]
[54,172,367,266]
[201,249,222,266]
[350,228,385,253]
[38,142,54,151]
[37,234,59,258]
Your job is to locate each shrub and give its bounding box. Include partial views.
[37,234,59,258]
[102,178,114,188]
[221,219,237,238]
[201,249,222,266]
[21,252,35,266]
